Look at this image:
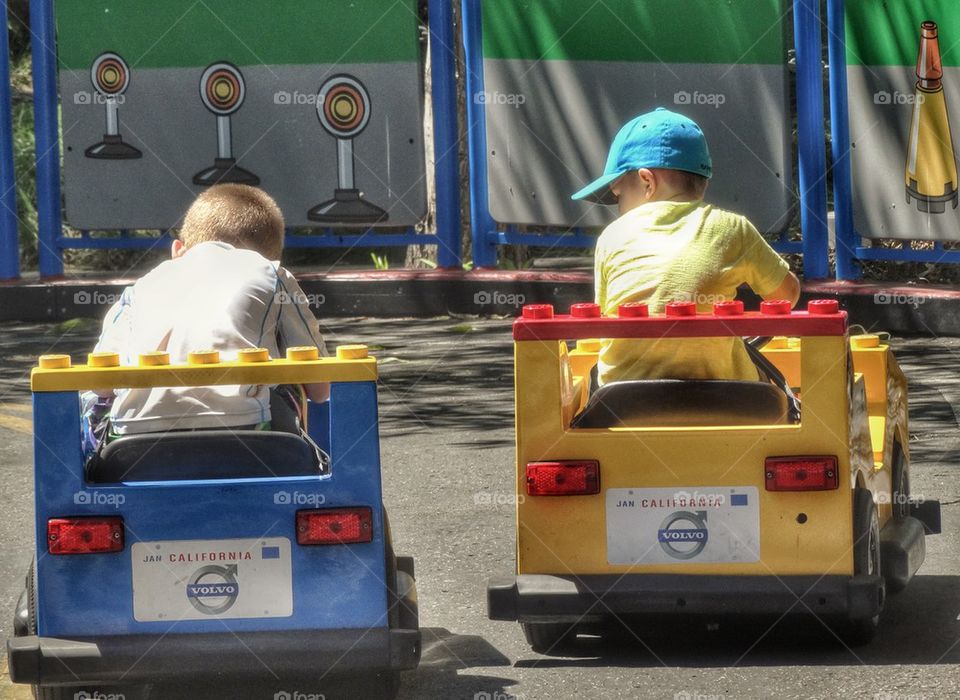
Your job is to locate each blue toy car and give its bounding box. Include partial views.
[7,345,419,699]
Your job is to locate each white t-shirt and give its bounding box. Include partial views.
[94,242,326,434]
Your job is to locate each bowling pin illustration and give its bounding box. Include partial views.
[905,21,958,214]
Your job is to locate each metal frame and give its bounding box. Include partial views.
[28,0,462,278]
[827,0,960,280]
[462,0,831,277]
[0,0,18,280]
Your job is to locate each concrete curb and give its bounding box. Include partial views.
[1,271,957,335]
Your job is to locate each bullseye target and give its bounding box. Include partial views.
[317,76,370,138]
[91,52,130,96]
[199,62,245,116]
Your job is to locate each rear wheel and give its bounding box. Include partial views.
[841,487,884,645]
[891,442,910,521]
[24,561,151,700]
[521,622,575,653]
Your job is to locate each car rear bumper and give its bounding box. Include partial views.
[488,573,884,623]
[7,627,420,685]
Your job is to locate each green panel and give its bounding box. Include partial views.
[846,0,960,67]
[481,0,787,64]
[56,0,420,69]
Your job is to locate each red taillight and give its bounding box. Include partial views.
[296,507,373,545]
[764,456,839,491]
[526,461,600,496]
[47,517,124,554]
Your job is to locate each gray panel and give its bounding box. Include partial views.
[847,65,960,240]
[60,64,427,230]
[482,60,792,233]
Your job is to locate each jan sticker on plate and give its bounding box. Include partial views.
[606,487,760,565]
[132,537,293,622]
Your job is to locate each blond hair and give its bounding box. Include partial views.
[180,184,285,260]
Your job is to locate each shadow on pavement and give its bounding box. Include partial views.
[513,574,960,669]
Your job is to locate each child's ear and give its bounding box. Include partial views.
[171,239,186,258]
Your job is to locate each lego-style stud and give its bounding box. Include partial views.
[618,302,649,318]
[788,337,801,349]
[522,304,554,320]
[570,302,601,318]
[287,346,321,361]
[766,336,789,350]
[88,352,120,368]
[808,299,840,315]
[575,339,603,353]
[665,301,697,317]
[760,299,792,315]
[336,344,369,360]
[714,300,744,316]
[238,348,270,363]
[139,351,170,366]
[188,350,220,365]
[38,354,72,369]
[851,334,880,349]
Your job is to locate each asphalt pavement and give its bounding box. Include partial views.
[0,317,957,700]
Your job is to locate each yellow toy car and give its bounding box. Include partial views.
[487,299,941,650]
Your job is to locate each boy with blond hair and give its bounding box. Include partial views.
[573,108,800,384]
[89,184,327,436]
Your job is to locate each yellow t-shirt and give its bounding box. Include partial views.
[594,200,790,384]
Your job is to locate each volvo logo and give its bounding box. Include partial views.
[657,510,709,560]
[186,564,239,615]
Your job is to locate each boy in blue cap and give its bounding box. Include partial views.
[572,108,800,384]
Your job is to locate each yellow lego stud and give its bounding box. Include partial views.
[336,344,369,360]
[139,351,170,366]
[88,352,120,368]
[851,334,880,349]
[38,354,71,369]
[576,339,602,353]
[238,348,270,363]
[287,346,320,361]
[188,350,220,365]
[788,337,801,349]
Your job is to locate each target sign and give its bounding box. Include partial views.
[91,52,130,96]
[199,62,246,115]
[317,76,371,138]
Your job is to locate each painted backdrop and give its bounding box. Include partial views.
[57,1,427,230]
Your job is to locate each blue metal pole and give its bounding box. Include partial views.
[30,0,64,278]
[428,0,463,268]
[0,0,20,280]
[825,0,860,280]
[460,0,498,268]
[792,0,830,280]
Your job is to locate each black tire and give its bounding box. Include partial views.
[841,487,884,645]
[521,622,575,653]
[25,560,150,700]
[891,442,910,521]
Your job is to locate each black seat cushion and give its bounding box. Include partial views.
[86,430,322,483]
[571,380,790,429]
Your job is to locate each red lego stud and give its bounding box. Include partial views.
[760,299,792,315]
[570,302,601,318]
[665,301,697,317]
[807,299,840,315]
[522,304,554,319]
[618,302,649,318]
[713,300,744,316]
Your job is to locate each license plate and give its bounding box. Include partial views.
[606,487,760,565]
[132,537,293,622]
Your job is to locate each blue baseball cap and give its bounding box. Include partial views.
[571,108,712,204]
